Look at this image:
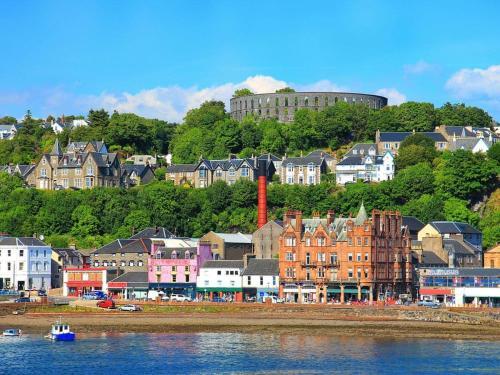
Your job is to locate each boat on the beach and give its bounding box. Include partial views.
[44,319,75,341]
[3,328,22,337]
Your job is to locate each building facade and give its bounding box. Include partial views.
[0,237,52,291]
[196,260,244,301]
[230,92,388,123]
[63,267,109,297]
[25,140,122,190]
[91,238,151,273]
[199,232,253,260]
[376,130,448,155]
[335,144,394,185]
[242,258,280,301]
[278,206,413,304]
[252,220,284,259]
[484,245,500,268]
[148,239,212,299]
[280,153,328,185]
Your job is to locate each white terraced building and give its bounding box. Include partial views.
[0,237,52,291]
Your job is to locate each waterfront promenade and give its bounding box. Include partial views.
[1,302,499,340]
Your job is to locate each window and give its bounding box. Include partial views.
[260,276,264,286]
[348,268,353,278]
[365,253,369,261]
[20,250,24,257]
[8,250,11,257]
[75,178,82,188]
[171,251,177,259]
[314,97,319,106]
[305,237,311,247]
[87,166,94,175]
[7,262,11,271]
[285,237,296,246]
[285,97,288,107]
[357,268,362,279]
[199,168,207,178]
[172,274,176,282]
[348,238,353,246]
[85,177,92,188]
[172,266,177,272]
[308,175,315,185]
[330,253,337,264]
[317,237,326,246]
[121,252,125,257]
[19,262,24,271]
[364,237,369,246]
[103,261,108,267]
[307,163,315,173]
[235,270,239,275]
[384,143,390,149]
[44,262,48,271]
[241,167,249,177]
[112,260,116,267]
[285,252,294,261]
[306,270,311,281]
[304,97,309,106]
[348,253,353,261]
[287,163,294,172]
[186,274,190,283]
[294,97,298,106]
[217,270,221,275]
[94,261,99,267]
[247,276,251,285]
[40,168,47,177]
[357,237,362,246]
[228,167,235,177]
[286,267,295,278]
[318,267,325,278]
[317,252,326,262]
[230,271,234,275]
[129,260,135,267]
[364,269,369,278]
[75,168,81,176]
[356,253,361,261]
[305,252,311,265]
[185,251,190,259]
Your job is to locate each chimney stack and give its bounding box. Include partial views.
[257,160,268,228]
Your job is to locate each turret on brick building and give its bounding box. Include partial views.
[278,204,413,304]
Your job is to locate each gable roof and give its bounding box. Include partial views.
[402,216,425,233]
[242,259,279,276]
[130,227,174,240]
[92,239,136,254]
[155,247,196,259]
[201,260,244,269]
[282,155,326,166]
[421,251,447,266]
[0,237,48,246]
[443,239,477,255]
[344,143,377,157]
[429,221,481,235]
[379,132,447,143]
[306,150,335,161]
[123,164,152,178]
[443,126,475,137]
[166,164,198,173]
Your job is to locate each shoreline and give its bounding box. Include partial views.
[2,307,499,340]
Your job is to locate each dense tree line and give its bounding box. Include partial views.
[0,146,497,249]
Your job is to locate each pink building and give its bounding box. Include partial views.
[148,239,212,298]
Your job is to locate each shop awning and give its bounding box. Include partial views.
[327,288,369,294]
[419,288,453,295]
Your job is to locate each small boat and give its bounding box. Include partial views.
[45,319,76,341]
[3,329,22,337]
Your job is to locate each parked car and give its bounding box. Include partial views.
[263,296,283,304]
[83,291,107,300]
[246,296,256,303]
[161,295,170,302]
[118,304,142,312]
[212,296,226,303]
[14,297,32,303]
[418,299,440,308]
[37,290,47,297]
[97,300,115,309]
[170,294,191,302]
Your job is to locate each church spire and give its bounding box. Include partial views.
[51,138,63,156]
[355,201,368,225]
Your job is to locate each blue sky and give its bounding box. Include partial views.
[1,0,499,122]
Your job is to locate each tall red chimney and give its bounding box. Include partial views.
[257,160,268,228]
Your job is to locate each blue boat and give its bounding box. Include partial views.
[3,328,22,337]
[45,319,76,341]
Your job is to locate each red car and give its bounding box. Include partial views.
[97,300,115,309]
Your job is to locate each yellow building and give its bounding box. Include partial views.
[484,245,500,268]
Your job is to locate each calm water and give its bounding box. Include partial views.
[0,333,499,374]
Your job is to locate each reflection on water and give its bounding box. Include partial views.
[0,332,499,374]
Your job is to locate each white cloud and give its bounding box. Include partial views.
[375,88,407,105]
[404,60,437,75]
[446,65,500,99]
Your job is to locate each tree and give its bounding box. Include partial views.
[393,102,437,132]
[315,103,352,148]
[154,167,167,181]
[443,198,480,226]
[0,116,17,124]
[275,87,295,93]
[487,142,500,163]
[400,133,435,149]
[184,101,227,128]
[395,133,438,170]
[437,103,492,128]
[70,205,99,237]
[233,88,254,98]
[391,163,435,203]
[88,109,110,128]
[434,150,498,201]
[401,194,445,223]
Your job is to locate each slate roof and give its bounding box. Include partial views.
[282,155,326,166]
[421,251,447,266]
[166,164,197,173]
[214,232,252,244]
[201,260,244,269]
[130,227,174,240]
[344,143,377,157]
[449,138,491,151]
[0,237,48,246]
[443,239,477,255]
[402,216,425,233]
[122,164,151,178]
[258,153,281,162]
[242,259,279,276]
[443,126,475,137]
[337,155,386,166]
[155,247,196,259]
[53,248,83,259]
[306,150,335,161]
[202,158,257,170]
[379,132,447,142]
[108,271,149,284]
[92,239,136,254]
[17,164,35,177]
[429,221,481,235]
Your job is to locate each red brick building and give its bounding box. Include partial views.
[278,204,413,303]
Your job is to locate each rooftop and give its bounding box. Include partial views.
[242,259,279,276]
[201,260,244,269]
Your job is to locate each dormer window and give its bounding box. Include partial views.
[63,158,67,166]
[185,251,190,259]
[171,251,177,259]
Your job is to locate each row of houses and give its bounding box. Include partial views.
[1,140,155,190]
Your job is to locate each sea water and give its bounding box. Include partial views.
[0,333,499,374]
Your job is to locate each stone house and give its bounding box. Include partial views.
[91,238,151,273]
[25,140,122,190]
[252,220,283,259]
[375,130,448,155]
[199,232,253,260]
[121,164,155,187]
[280,153,328,185]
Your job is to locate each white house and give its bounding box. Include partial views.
[0,237,52,291]
[0,124,19,140]
[242,258,279,301]
[335,144,394,185]
[196,260,243,300]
